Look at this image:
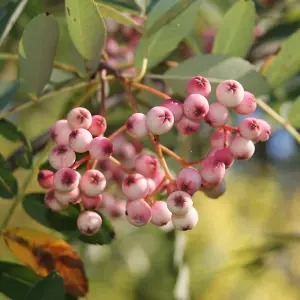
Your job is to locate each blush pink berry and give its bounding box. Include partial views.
[151,201,172,226]
[204,102,229,128]
[79,169,106,196]
[126,113,148,139]
[89,137,114,160]
[199,157,225,185]
[186,76,211,98]
[48,145,76,170]
[69,128,93,153]
[167,191,193,216]
[44,189,67,212]
[37,170,54,189]
[229,136,255,159]
[55,187,80,206]
[77,211,102,235]
[67,107,92,129]
[81,193,103,209]
[214,148,234,168]
[234,91,257,115]
[146,106,174,135]
[134,154,159,178]
[255,119,271,142]
[161,99,184,123]
[176,116,201,135]
[216,80,244,107]
[126,199,152,227]
[53,167,80,193]
[183,94,209,120]
[171,207,199,231]
[88,115,107,136]
[176,167,202,196]
[122,173,148,200]
[51,120,72,145]
[238,118,261,140]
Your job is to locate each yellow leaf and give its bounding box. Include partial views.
[3,227,88,297]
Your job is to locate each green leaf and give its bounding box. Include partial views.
[135,0,201,70]
[0,168,18,199]
[163,54,269,98]
[0,261,41,300]
[146,0,196,36]
[65,0,106,61]
[23,193,115,245]
[0,152,10,170]
[262,30,300,87]
[288,96,300,127]
[213,0,256,57]
[95,0,141,14]
[0,119,33,169]
[0,80,18,110]
[19,13,59,97]
[0,0,28,47]
[97,3,143,28]
[25,272,65,300]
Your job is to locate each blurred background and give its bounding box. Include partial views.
[0,0,300,299]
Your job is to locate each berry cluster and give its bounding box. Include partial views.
[38,76,271,235]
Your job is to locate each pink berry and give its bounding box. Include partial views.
[210,128,233,149]
[255,119,271,142]
[48,145,76,170]
[216,80,244,107]
[79,169,106,196]
[37,170,54,189]
[214,148,234,168]
[89,137,114,160]
[167,191,193,216]
[161,99,183,123]
[105,38,119,56]
[99,192,115,210]
[204,102,229,127]
[55,187,80,206]
[165,182,176,195]
[183,94,209,120]
[126,113,148,139]
[199,157,225,185]
[147,178,156,195]
[171,207,198,231]
[69,128,93,153]
[53,168,80,192]
[107,199,126,218]
[176,168,202,196]
[51,120,72,145]
[44,189,67,211]
[77,211,102,235]
[186,76,211,98]
[151,201,172,226]
[81,193,102,209]
[238,118,261,140]
[234,91,257,115]
[146,106,174,135]
[176,116,201,135]
[134,154,159,178]
[122,173,148,200]
[88,115,107,137]
[229,136,255,159]
[112,135,127,154]
[202,180,226,199]
[125,198,135,210]
[126,199,152,227]
[153,171,165,187]
[67,107,92,129]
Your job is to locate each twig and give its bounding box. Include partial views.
[123,82,139,113]
[99,69,107,116]
[108,125,127,140]
[109,156,133,174]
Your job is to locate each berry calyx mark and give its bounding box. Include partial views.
[174,196,184,207]
[77,110,89,124]
[91,174,101,184]
[196,77,206,87]
[228,83,237,92]
[70,130,78,139]
[62,172,74,185]
[56,145,68,154]
[194,106,203,117]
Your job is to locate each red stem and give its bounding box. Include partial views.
[72,155,89,170]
